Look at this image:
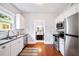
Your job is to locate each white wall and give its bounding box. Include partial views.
[55,4,77,24]
[23,13,57,44]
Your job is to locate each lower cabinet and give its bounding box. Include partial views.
[59,38,64,55]
[0,37,24,56]
[10,37,24,56]
[18,37,24,53]
[0,42,11,56]
[59,42,64,55]
[10,39,19,56]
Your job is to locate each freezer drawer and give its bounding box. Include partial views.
[65,35,78,56]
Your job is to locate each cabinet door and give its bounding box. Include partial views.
[16,14,25,29]
[77,4,79,12]
[59,38,64,55]
[10,39,19,56]
[10,37,24,56]
[59,43,64,55]
[18,37,24,53]
[0,43,10,56]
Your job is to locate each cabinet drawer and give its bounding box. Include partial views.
[0,43,11,56]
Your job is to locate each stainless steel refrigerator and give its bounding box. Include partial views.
[64,13,79,56]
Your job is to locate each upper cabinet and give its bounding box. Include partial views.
[76,4,79,12]
[16,14,25,29]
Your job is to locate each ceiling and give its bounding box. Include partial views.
[13,3,70,14]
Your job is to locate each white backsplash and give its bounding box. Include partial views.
[0,31,8,39]
[0,29,25,40]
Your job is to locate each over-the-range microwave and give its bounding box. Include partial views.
[56,21,64,29]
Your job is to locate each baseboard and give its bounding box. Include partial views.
[27,42,36,44]
[27,42,53,44]
[44,42,53,44]
[36,40,44,42]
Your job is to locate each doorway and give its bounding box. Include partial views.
[36,26,44,40]
[34,20,45,42]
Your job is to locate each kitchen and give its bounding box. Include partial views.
[0,3,79,56]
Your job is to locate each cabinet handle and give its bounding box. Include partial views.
[2,46,6,49]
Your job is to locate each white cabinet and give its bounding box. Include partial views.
[0,36,24,56]
[59,38,64,55]
[10,37,23,56]
[0,42,10,56]
[76,4,79,12]
[17,37,24,53]
[10,39,19,56]
[16,14,25,29]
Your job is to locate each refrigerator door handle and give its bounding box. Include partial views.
[65,34,79,38]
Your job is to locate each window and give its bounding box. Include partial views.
[0,5,15,30]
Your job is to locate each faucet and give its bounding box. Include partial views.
[7,30,10,38]
[7,30,15,39]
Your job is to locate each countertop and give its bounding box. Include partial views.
[53,34,59,37]
[0,34,28,46]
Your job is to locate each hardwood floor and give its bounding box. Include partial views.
[19,42,62,56]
